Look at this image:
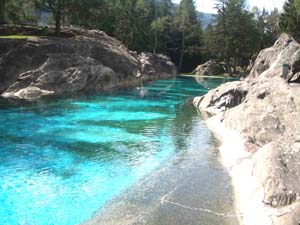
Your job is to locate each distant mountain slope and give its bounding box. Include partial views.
[198,12,215,29]
[172,2,214,30]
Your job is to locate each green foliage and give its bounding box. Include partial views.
[0,0,281,72]
[67,0,109,30]
[252,7,281,49]
[295,0,300,15]
[40,0,86,35]
[149,0,173,54]
[0,0,5,24]
[151,15,172,53]
[205,0,265,75]
[266,8,281,41]
[175,0,202,71]
[113,0,152,52]
[0,0,37,24]
[280,0,300,41]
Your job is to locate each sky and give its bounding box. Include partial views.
[172,0,286,14]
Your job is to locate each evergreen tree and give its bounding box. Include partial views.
[208,0,259,75]
[0,0,37,24]
[265,8,281,42]
[0,0,5,24]
[251,7,280,49]
[225,0,258,73]
[150,0,173,54]
[263,8,281,47]
[37,0,87,35]
[295,0,300,15]
[203,24,218,59]
[176,0,202,71]
[252,7,268,49]
[67,0,106,30]
[1,0,280,73]
[213,0,230,73]
[280,0,300,41]
[157,0,173,16]
[114,0,152,52]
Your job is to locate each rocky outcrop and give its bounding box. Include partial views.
[138,52,176,80]
[192,60,225,76]
[0,28,176,100]
[193,34,300,225]
[248,33,300,82]
[194,81,249,114]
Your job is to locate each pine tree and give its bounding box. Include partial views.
[203,24,218,59]
[211,0,235,73]
[0,0,5,24]
[36,0,88,35]
[150,0,173,54]
[176,0,202,71]
[114,0,152,52]
[0,0,37,25]
[67,0,107,30]
[280,0,300,41]
[265,8,281,43]
[295,0,300,15]
[253,7,280,49]
[252,7,268,49]
[208,0,259,75]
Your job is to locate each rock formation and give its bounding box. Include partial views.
[0,28,176,100]
[248,33,300,83]
[194,33,300,225]
[192,60,225,76]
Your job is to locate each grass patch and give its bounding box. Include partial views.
[0,35,37,39]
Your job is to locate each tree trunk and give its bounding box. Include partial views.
[153,0,158,54]
[233,55,237,74]
[0,0,6,24]
[225,56,232,76]
[55,11,62,36]
[179,31,185,72]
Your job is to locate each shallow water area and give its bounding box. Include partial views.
[0,76,237,225]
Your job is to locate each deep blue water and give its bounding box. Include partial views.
[0,76,228,225]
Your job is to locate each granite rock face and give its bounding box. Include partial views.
[192,60,225,76]
[248,33,300,82]
[194,34,300,225]
[193,81,249,114]
[0,28,176,100]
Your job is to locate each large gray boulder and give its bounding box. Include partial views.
[192,60,225,76]
[193,81,249,114]
[195,76,300,208]
[194,34,300,225]
[0,28,176,100]
[248,33,300,82]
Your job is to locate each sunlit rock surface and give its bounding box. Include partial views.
[248,33,300,83]
[0,28,176,100]
[194,34,300,225]
[192,60,225,76]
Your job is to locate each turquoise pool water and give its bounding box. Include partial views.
[0,76,228,225]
